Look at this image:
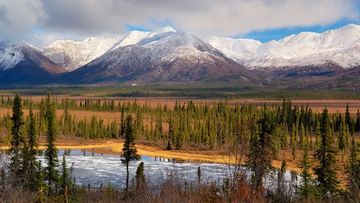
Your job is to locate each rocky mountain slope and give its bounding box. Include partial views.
[0,41,67,85]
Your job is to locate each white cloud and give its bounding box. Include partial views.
[0,0,358,41]
[0,0,44,41]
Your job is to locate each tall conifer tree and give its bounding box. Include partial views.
[26,103,39,190]
[9,95,24,185]
[247,111,274,190]
[314,108,338,197]
[44,94,59,195]
[122,115,140,192]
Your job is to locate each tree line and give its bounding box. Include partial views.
[0,96,359,202]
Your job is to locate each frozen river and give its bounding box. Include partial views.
[1,149,300,190]
[39,150,231,188]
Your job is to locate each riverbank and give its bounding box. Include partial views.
[0,137,301,174]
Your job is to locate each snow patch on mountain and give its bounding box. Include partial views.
[43,35,119,71]
[111,31,150,49]
[111,26,177,50]
[0,44,24,70]
[206,36,261,62]
[147,26,176,38]
[208,24,360,69]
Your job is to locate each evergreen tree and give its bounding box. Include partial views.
[299,143,317,199]
[35,160,46,203]
[338,121,346,151]
[345,104,351,129]
[355,110,360,132]
[315,120,321,149]
[62,99,72,136]
[135,162,146,191]
[60,154,72,202]
[9,95,24,185]
[119,106,125,138]
[276,159,287,201]
[44,94,59,195]
[197,166,202,186]
[314,108,339,198]
[300,123,305,148]
[348,138,360,201]
[26,103,39,190]
[291,124,296,159]
[166,117,174,150]
[122,115,140,192]
[247,111,274,190]
[155,112,163,139]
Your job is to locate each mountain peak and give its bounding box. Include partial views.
[341,23,360,30]
[147,26,177,38]
[157,26,176,33]
[112,30,150,49]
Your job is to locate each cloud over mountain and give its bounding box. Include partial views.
[0,0,358,42]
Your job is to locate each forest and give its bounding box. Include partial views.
[0,95,359,202]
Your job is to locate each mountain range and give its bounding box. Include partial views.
[1,24,360,88]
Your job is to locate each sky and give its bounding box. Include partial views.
[0,0,359,45]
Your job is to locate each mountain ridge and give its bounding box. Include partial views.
[0,24,360,87]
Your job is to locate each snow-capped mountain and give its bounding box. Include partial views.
[0,41,66,84]
[64,28,257,84]
[43,35,119,71]
[207,24,360,69]
[0,43,25,71]
[1,24,360,87]
[110,26,176,50]
[206,36,262,63]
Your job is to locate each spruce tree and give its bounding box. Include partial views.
[300,123,305,149]
[276,159,287,201]
[35,160,46,203]
[119,106,125,138]
[135,162,146,191]
[314,108,339,197]
[299,143,316,199]
[122,115,140,192]
[355,110,360,132]
[315,120,321,149]
[247,111,274,190]
[348,138,360,201]
[166,117,174,150]
[345,104,351,129]
[26,103,39,190]
[44,94,59,195]
[9,95,24,185]
[338,121,346,151]
[197,166,202,186]
[60,154,72,202]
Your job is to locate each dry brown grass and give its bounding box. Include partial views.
[4,94,360,113]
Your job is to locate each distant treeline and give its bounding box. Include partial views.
[0,97,360,151]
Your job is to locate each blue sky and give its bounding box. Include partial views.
[240,18,360,42]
